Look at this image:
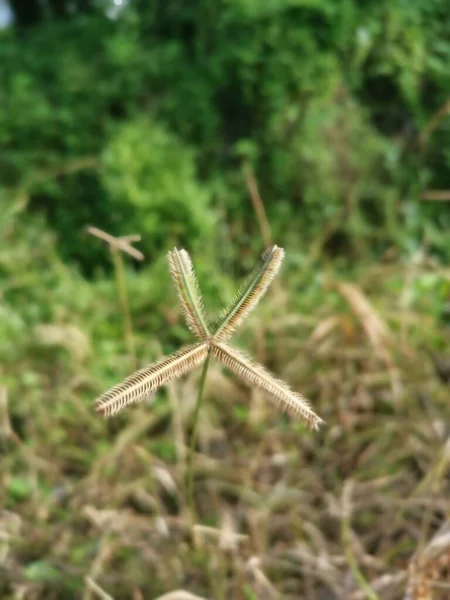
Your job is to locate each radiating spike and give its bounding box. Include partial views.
[168,248,210,339]
[212,342,323,430]
[95,342,209,417]
[213,246,284,343]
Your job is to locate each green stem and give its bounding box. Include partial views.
[341,509,379,600]
[111,248,136,367]
[188,349,211,520]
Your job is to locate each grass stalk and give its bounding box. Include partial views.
[242,160,273,248]
[341,481,379,600]
[188,348,211,520]
[111,247,136,367]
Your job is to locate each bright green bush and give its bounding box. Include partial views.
[101,118,216,255]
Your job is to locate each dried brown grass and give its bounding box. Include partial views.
[1,260,448,599]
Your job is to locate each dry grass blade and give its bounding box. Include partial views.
[168,248,210,339]
[214,245,284,342]
[212,343,323,429]
[421,190,450,201]
[0,385,12,441]
[242,160,273,248]
[337,282,392,364]
[95,342,208,416]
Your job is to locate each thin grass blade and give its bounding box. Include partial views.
[213,246,284,342]
[212,343,323,429]
[168,248,210,339]
[95,342,209,417]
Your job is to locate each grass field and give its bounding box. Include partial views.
[1,222,449,599]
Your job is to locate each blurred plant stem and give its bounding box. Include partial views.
[188,349,211,520]
[242,160,273,248]
[341,481,379,600]
[87,226,143,368]
[111,247,135,367]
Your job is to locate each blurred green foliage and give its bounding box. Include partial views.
[1,0,449,267]
[101,117,215,255]
[1,4,449,597]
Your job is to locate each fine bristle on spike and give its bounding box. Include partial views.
[168,248,210,339]
[212,342,323,430]
[213,246,284,343]
[95,342,209,417]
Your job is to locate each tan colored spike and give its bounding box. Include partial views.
[213,246,284,342]
[212,343,323,430]
[95,342,209,417]
[168,248,210,339]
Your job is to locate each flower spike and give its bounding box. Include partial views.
[95,342,208,417]
[212,343,323,430]
[168,248,211,339]
[213,245,284,343]
[95,245,322,429]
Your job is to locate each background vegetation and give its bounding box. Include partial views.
[1,1,449,598]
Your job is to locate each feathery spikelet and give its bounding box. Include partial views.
[95,244,324,429]
[212,343,323,430]
[168,248,210,339]
[213,246,284,342]
[95,342,209,417]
